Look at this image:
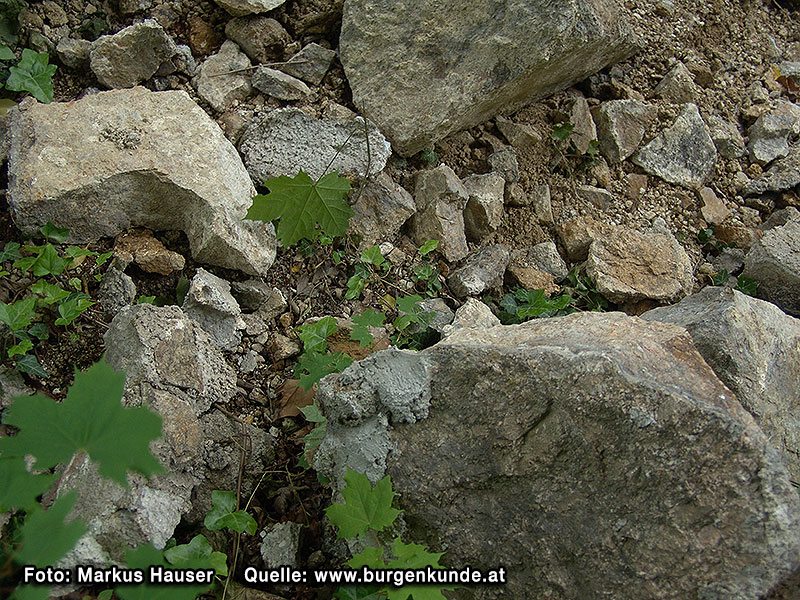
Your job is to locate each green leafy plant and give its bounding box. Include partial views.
[247,170,353,247]
[298,401,327,469]
[345,245,393,301]
[498,288,573,324]
[563,266,609,312]
[294,317,353,390]
[419,146,439,165]
[1,47,56,103]
[411,240,442,297]
[734,275,759,296]
[204,490,258,535]
[0,0,26,45]
[327,469,453,600]
[350,308,386,348]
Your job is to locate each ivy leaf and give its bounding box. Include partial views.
[0,241,21,262]
[164,534,228,576]
[0,358,163,486]
[346,545,385,570]
[15,353,47,378]
[30,280,70,305]
[27,322,49,340]
[350,309,386,347]
[0,44,14,60]
[39,222,69,243]
[54,296,94,326]
[325,469,401,539]
[16,492,87,566]
[295,351,352,390]
[360,245,384,267]
[16,244,68,277]
[551,121,574,142]
[204,490,257,534]
[6,49,57,104]
[418,239,440,256]
[247,170,353,247]
[116,544,212,600]
[7,337,32,358]
[393,294,430,331]
[735,275,759,296]
[297,316,339,354]
[385,538,451,600]
[0,457,57,511]
[0,297,36,331]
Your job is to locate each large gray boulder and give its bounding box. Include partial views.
[314,313,800,599]
[7,88,276,276]
[58,305,274,565]
[643,287,800,482]
[339,0,638,156]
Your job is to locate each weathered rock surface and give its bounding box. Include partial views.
[742,208,800,316]
[586,221,694,303]
[566,94,597,154]
[193,40,253,112]
[90,20,178,88]
[260,522,302,568]
[340,0,638,155]
[56,37,91,69]
[252,67,312,101]
[447,245,510,298]
[462,173,505,241]
[57,305,274,565]
[633,103,717,189]
[697,187,730,225]
[239,107,390,183]
[557,216,614,262]
[748,102,800,165]
[495,116,541,148]
[7,87,276,276]
[314,313,800,600]
[515,241,569,280]
[653,61,696,103]
[743,145,800,196]
[278,43,336,86]
[214,0,286,16]
[440,298,500,339]
[224,16,289,63]
[643,287,800,481]
[592,99,656,163]
[182,268,245,351]
[349,172,416,248]
[706,114,746,159]
[408,165,469,262]
[487,148,520,184]
[114,229,185,275]
[98,267,137,315]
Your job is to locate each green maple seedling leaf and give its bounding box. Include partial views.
[325,469,401,539]
[350,308,386,347]
[0,457,57,511]
[30,280,70,305]
[247,170,353,247]
[16,491,87,566]
[6,49,57,103]
[334,585,384,600]
[385,538,452,600]
[0,358,162,485]
[298,316,339,354]
[164,534,228,576]
[346,545,385,570]
[204,490,257,534]
[295,351,352,390]
[116,543,212,600]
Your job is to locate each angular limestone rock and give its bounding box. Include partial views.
[214,0,286,16]
[193,40,253,112]
[643,287,800,481]
[349,173,416,248]
[315,313,800,599]
[447,245,510,298]
[340,0,638,155]
[7,88,275,276]
[182,269,245,351]
[462,173,505,242]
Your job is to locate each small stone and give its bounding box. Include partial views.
[440,298,500,339]
[749,82,770,105]
[697,187,730,225]
[193,40,253,112]
[56,37,92,69]
[117,0,153,14]
[41,1,68,26]
[495,116,541,148]
[238,350,259,373]
[632,103,717,189]
[576,185,614,210]
[156,44,197,77]
[278,43,336,86]
[115,229,185,275]
[523,241,569,280]
[744,145,800,196]
[686,62,714,88]
[260,522,302,569]
[567,94,597,154]
[747,102,800,165]
[626,173,648,199]
[182,269,245,351]
[252,67,312,101]
[591,99,656,163]
[215,0,288,17]
[225,16,290,64]
[231,280,275,311]
[588,156,612,188]
[557,216,614,262]
[270,333,300,360]
[259,288,288,321]
[706,115,745,159]
[90,19,179,88]
[506,264,558,294]
[0,365,33,410]
[413,298,454,333]
[654,62,697,103]
[530,184,554,226]
[714,225,760,251]
[487,148,520,183]
[711,247,746,275]
[462,172,505,241]
[187,15,220,57]
[504,182,528,207]
[447,245,511,298]
[98,267,137,315]
[349,172,416,248]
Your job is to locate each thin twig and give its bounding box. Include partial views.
[206,59,312,77]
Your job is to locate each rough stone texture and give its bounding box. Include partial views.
[576,184,613,210]
[697,187,730,225]
[98,267,137,315]
[270,333,300,360]
[742,208,800,316]
[90,20,178,88]
[447,245,511,298]
[214,0,287,16]
[56,37,91,69]
[278,43,336,86]
[462,173,505,242]
[567,94,597,154]
[56,305,274,565]
[633,103,717,189]
[0,365,33,410]
[349,172,416,248]
[712,247,746,275]
[182,269,245,351]
[653,61,696,103]
[224,16,290,64]
[743,145,800,196]
[155,44,196,77]
[506,264,558,294]
[231,280,282,313]
[340,0,638,156]
[496,115,541,148]
[748,102,800,165]
[315,312,800,600]
[591,99,656,163]
[643,287,800,482]
[706,114,746,159]
[193,40,253,112]
[487,148,520,183]
[114,229,185,275]
[252,67,312,101]
[260,522,302,568]
[440,298,500,340]
[408,165,469,262]
[7,87,276,276]
[557,216,614,262]
[530,184,554,225]
[118,0,153,13]
[239,107,390,183]
[586,222,694,303]
[519,241,569,280]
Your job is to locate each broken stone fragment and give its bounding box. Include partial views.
[462,173,505,242]
[447,244,511,298]
[193,40,253,113]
